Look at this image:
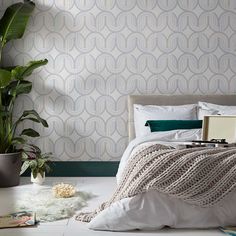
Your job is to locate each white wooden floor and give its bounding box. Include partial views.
[0,177,225,236]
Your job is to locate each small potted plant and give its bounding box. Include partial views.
[0,0,48,187]
[20,148,53,185]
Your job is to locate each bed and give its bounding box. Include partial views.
[128,94,236,141]
[79,94,236,231]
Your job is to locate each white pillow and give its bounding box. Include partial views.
[198,102,236,119]
[134,104,198,137]
[198,108,219,120]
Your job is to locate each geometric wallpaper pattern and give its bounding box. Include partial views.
[1,0,236,161]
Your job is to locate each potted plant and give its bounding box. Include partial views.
[20,150,52,185]
[0,0,48,187]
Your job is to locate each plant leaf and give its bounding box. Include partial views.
[30,160,37,169]
[23,143,41,154]
[12,137,27,145]
[6,80,32,96]
[41,152,53,159]
[2,66,16,71]
[11,59,48,80]
[21,110,48,127]
[32,169,37,178]
[44,163,51,173]
[0,1,35,46]
[20,160,30,175]
[0,111,9,117]
[2,80,32,106]
[21,128,40,137]
[21,117,40,123]
[1,90,13,107]
[0,69,12,88]
[21,152,29,160]
[38,159,45,168]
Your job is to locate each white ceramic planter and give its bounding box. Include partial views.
[31,172,45,185]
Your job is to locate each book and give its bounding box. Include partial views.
[0,211,36,228]
[220,226,236,236]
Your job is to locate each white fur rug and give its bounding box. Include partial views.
[16,185,92,222]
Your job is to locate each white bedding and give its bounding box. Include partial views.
[89,189,236,231]
[198,101,236,119]
[117,129,202,184]
[88,130,236,231]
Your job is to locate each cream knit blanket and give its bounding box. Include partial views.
[76,144,236,222]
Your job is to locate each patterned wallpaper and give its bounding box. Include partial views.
[1,0,236,161]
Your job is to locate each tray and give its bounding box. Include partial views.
[202,115,236,143]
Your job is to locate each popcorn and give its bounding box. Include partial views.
[52,183,76,198]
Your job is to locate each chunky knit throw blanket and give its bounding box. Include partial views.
[76,144,236,222]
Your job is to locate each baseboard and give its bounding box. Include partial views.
[21,161,120,177]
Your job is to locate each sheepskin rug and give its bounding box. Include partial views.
[16,185,92,222]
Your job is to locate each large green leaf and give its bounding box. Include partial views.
[21,110,48,127]
[1,85,12,106]
[7,80,32,96]
[0,111,9,117]
[0,69,11,88]
[11,59,48,80]
[0,0,35,46]
[1,81,32,107]
[2,66,16,71]
[21,128,40,137]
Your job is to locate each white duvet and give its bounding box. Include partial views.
[88,130,236,231]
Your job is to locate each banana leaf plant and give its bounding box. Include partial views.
[0,0,48,154]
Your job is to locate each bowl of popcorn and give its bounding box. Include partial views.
[52,183,76,198]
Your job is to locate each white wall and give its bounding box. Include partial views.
[1,0,236,161]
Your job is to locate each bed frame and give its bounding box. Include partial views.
[128,94,236,141]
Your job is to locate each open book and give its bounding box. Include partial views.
[220,226,236,236]
[0,211,36,228]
